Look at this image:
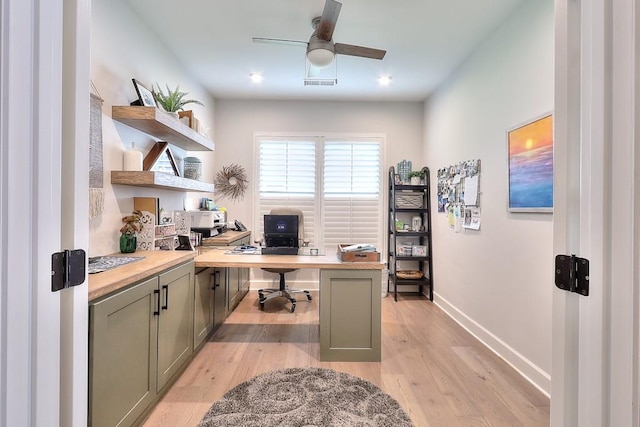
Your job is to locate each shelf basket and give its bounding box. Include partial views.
[395,193,423,209]
[396,270,423,280]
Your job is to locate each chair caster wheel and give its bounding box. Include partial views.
[290,304,296,313]
[259,302,265,311]
[306,294,312,301]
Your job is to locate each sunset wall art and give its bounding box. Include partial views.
[507,113,553,212]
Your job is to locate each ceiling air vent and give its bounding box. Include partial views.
[304,78,338,86]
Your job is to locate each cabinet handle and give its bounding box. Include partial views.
[213,270,220,289]
[153,289,160,316]
[162,284,169,310]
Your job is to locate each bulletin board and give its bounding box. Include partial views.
[436,159,481,232]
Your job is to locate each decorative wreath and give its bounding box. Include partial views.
[214,164,248,201]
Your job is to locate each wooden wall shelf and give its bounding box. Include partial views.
[112,106,214,151]
[111,171,214,192]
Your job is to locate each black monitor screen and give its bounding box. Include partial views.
[264,214,299,247]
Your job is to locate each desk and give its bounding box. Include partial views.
[195,249,383,362]
[201,229,251,246]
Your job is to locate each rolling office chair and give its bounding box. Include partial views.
[258,208,312,312]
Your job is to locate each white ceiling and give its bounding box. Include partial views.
[125,0,525,102]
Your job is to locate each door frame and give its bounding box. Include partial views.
[552,0,639,425]
[0,0,90,425]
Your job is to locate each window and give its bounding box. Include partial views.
[255,134,384,253]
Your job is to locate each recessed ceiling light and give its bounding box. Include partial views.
[249,72,263,83]
[378,75,392,86]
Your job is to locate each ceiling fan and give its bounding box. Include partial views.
[252,0,386,71]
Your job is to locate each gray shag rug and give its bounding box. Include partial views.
[198,367,413,427]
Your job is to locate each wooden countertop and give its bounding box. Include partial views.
[88,251,196,302]
[201,230,251,246]
[194,248,384,270]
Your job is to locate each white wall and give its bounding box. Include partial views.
[214,99,423,224]
[89,0,216,256]
[423,0,554,394]
[214,99,423,286]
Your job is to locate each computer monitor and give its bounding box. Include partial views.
[264,214,299,248]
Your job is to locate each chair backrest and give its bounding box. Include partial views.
[269,208,304,246]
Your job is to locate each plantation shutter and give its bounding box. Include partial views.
[323,140,382,251]
[257,139,317,244]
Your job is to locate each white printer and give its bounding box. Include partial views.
[189,210,227,237]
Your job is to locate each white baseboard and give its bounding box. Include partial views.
[434,293,550,397]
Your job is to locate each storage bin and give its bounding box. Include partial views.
[395,192,423,208]
[396,244,413,256]
[183,156,202,180]
[337,244,381,262]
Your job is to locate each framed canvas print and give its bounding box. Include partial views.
[132,78,156,107]
[507,113,553,212]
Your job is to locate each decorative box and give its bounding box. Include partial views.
[155,223,176,238]
[337,244,381,262]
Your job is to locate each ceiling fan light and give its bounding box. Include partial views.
[307,48,335,68]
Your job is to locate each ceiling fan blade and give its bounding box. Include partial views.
[316,0,342,41]
[252,37,307,47]
[334,43,386,60]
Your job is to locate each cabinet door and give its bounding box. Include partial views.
[319,269,382,362]
[240,268,250,294]
[194,267,214,349]
[89,277,158,427]
[227,267,241,311]
[157,261,194,392]
[213,268,227,329]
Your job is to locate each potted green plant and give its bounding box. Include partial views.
[409,170,425,185]
[153,83,203,118]
[119,210,144,253]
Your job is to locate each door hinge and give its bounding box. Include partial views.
[51,249,86,292]
[555,254,589,296]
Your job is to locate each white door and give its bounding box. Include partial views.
[551,0,639,425]
[0,0,90,426]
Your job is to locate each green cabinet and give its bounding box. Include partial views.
[193,267,228,349]
[89,261,194,427]
[89,276,158,427]
[227,267,250,312]
[157,263,194,391]
[319,269,382,362]
[193,265,247,349]
[212,268,227,330]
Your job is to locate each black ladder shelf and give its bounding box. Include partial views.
[387,166,434,301]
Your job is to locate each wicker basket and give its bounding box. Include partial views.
[396,270,423,280]
[395,193,423,209]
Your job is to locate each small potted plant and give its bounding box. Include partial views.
[409,170,425,185]
[119,210,144,253]
[153,83,203,119]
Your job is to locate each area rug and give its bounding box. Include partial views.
[198,367,413,427]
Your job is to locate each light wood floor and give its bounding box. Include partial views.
[141,292,549,426]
